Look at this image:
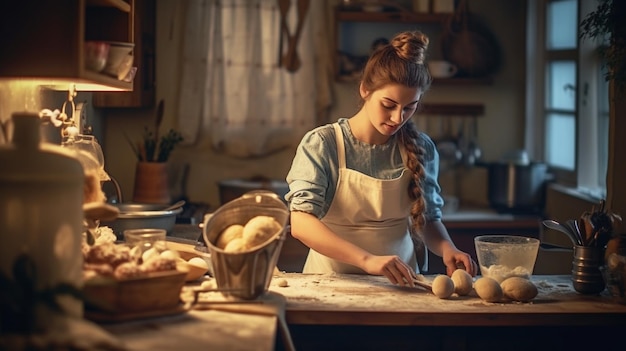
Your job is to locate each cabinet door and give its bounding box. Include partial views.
[93,0,155,108]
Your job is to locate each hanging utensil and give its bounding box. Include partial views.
[281,0,310,72]
[464,116,482,166]
[277,0,291,66]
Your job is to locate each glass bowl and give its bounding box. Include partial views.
[474,235,540,283]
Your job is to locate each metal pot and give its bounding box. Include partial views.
[218,178,289,205]
[100,203,183,239]
[482,162,552,214]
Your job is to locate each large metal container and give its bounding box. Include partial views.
[100,203,183,239]
[217,178,289,205]
[484,162,551,214]
[203,191,289,300]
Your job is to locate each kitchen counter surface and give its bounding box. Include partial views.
[263,273,626,327]
[97,272,625,351]
[102,308,278,351]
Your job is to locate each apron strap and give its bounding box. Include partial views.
[333,123,346,169]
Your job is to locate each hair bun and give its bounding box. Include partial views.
[391,31,429,64]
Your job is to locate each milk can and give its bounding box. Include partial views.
[0,112,85,328]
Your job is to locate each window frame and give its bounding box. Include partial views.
[526,0,607,200]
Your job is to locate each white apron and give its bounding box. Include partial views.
[302,123,417,274]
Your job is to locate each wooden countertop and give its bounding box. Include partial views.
[102,309,278,351]
[264,273,626,327]
[96,272,625,350]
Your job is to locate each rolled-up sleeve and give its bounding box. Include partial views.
[285,126,338,219]
[420,133,444,221]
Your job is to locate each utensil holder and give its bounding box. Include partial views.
[572,245,606,294]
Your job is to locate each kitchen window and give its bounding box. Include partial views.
[526,0,608,200]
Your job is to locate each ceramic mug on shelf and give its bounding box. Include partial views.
[428,60,458,78]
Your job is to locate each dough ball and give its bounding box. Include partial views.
[223,237,247,253]
[431,274,455,299]
[451,269,473,296]
[160,250,181,261]
[142,256,177,273]
[474,277,503,303]
[217,224,244,249]
[188,257,209,270]
[242,215,282,248]
[142,247,160,263]
[275,278,289,287]
[500,277,538,302]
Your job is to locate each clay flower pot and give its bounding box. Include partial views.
[132,161,171,204]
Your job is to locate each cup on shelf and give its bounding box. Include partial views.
[84,41,110,72]
[428,60,458,78]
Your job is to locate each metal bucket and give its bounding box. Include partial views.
[202,190,289,300]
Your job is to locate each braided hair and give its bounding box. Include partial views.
[360,31,432,234]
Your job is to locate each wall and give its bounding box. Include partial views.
[99,0,528,210]
[0,82,101,145]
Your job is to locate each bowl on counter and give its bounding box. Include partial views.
[100,203,183,239]
[474,235,540,283]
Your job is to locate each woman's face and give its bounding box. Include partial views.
[361,83,422,138]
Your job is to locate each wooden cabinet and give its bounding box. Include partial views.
[0,0,134,91]
[93,0,155,108]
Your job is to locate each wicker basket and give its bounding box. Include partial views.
[83,270,187,313]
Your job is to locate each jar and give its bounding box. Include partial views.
[0,112,85,325]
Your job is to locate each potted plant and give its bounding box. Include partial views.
[126,99,183,204]
[580,0,626,91]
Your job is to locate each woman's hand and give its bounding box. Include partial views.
[362,255,416,287]
[442,248,478,277]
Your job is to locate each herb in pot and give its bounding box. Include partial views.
[125,99,183,162]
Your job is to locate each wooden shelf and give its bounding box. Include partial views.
[420,103,485,116]
[336,10,449,24]
[433,76,493,85]
[87,0,131,12]
[337,74,493,86]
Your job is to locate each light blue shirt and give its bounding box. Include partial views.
[285,118,444,221]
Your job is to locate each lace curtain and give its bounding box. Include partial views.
[177,0,333,158]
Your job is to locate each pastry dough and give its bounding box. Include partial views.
[242,215,282,248]
[451,269,473,296]
[217,224,244,249]
[474,277,503,303]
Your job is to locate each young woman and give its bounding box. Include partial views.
[285,31,477,286]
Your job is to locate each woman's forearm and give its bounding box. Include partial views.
[421,220,458,257]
